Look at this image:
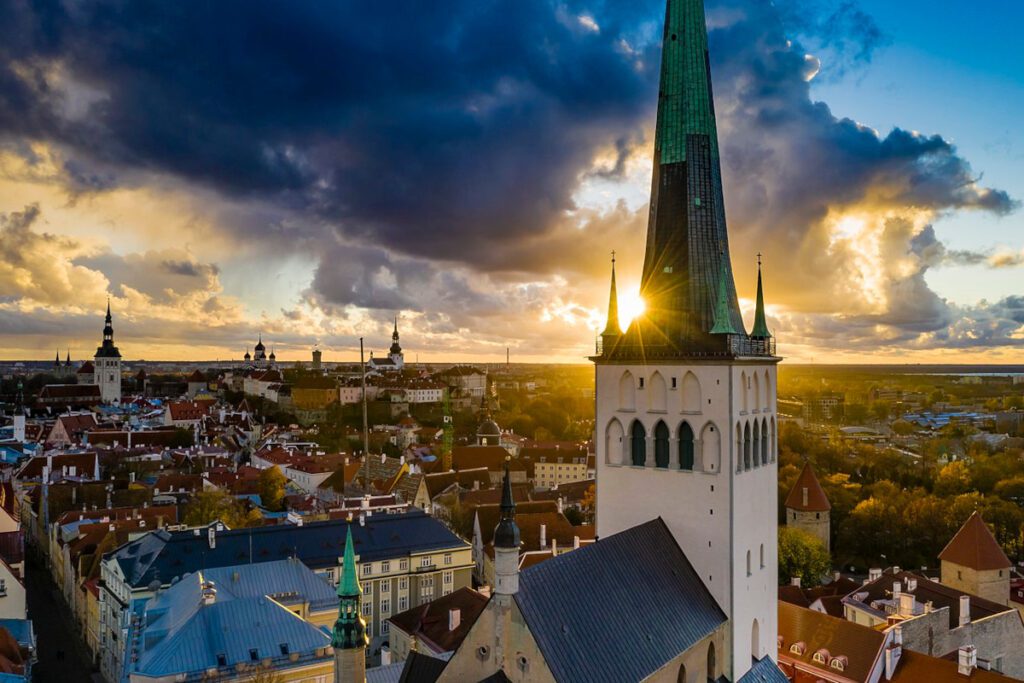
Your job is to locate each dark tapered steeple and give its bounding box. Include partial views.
[389,316,402,355]
[751,255,770,339]
[493,458,520,549]
[95,299,121,358]
[624,0,746,355]
[601,253,621,339]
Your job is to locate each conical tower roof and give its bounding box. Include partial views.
[601,254,621,338]
[751,257,770,339]
[784,462,830,512]
[338,525,361,598]
[939,511,1010,571]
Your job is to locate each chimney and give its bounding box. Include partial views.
[359,513,365,527]
[551,538,557,555]
[539,524,546,549]
[869,568,882,582]
[791,576,802,588]
[208,525,216,549]
[958,646,977,676]
[893,582,901,599]
[959,595,971,627]
[573,535,580,550]
[557,497,564,514]
[802,487,808,507]
[906,577,917,592]
[448,608,461,631]
[201,581,217,606]
[885,631,903,680]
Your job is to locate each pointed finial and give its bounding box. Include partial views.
[752,252,770,339]
[601,251,621,338]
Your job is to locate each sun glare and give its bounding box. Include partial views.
[619,289,646,327]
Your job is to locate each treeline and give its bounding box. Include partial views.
[778,422,1024,572]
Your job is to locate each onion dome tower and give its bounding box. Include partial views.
[493,459,520,597]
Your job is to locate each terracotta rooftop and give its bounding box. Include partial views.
[891,650,1015,682]
[938,512,1011,571]
[778,600,885,683]
[387,586,488,654]
[784,462,831,512]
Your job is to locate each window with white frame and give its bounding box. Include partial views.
[420,556,431,568]
[399,596,408,611]
[362,582,372,596]
[444,553,452,565]
[399,559,408,571]
[381,621,390,634]
[361,602,372,617]
[381,560,390,573]
[443,571,453,585]
[380,598,390,614]
[399,577,408,591]
[380,579,391,593]
[362,563,372,576]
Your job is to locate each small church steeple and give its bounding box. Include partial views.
[601,252,621,339]
[493,458,520,597]
[333,525,367,683]
[751,254,770,339]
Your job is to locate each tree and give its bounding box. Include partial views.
[183,490,262,529]
[778,527,831,588]
[995,476,1024,506]
[934,461,971,497]
[258,465,288,511]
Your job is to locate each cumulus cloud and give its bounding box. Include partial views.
[0,0,1019,359]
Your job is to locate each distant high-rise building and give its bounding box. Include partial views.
[94,300,122,404]
[312,347,323,371]
[594,0,779,678]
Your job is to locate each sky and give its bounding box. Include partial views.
[0,0,1021,364]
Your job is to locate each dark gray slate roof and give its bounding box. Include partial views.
[108,509,468,589]
[514,517,726,683]
[737,657,789,683]
[398,651,447,683]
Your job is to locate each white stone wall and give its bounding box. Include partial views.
[595,360,778,680]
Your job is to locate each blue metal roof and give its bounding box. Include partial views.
[126,568,331,679]
[109,509,468,589]
[737,656,789,683]
[0,619,33,649]
[514,518,726,683]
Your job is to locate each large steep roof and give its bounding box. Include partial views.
[938,511,1011,571]
[784,462,830,512]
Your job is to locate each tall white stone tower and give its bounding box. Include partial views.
[593,1,779,679]
[94,300,122,404]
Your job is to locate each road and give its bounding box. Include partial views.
[25,552,95,682]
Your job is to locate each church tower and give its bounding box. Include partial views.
[94,300,122,404]
[388,317,404,369]
[593,1,778,678]
[333,525,368,683]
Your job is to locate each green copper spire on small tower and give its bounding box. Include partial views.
[751,254,770,339]
[601,252,621,338]
[332,525,368,650]
[710,248,737,335]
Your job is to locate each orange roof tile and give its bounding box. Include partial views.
[938,511,1011,571]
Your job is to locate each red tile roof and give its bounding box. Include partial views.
[784,462,831,512]
[938,511,1011,571]
[778,600,885,683]
[388,587,488,654]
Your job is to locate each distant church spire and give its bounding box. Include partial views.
[493,458,520,597]
[601,252,621,338]
[332,525,367,683]
[751,254,770,339]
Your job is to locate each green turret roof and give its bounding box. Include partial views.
[601,255,621,338]
[751,258,770,338]
[338,525,360,598]
[710,250,737,335]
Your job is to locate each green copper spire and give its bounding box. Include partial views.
[332,525,368,650]
[751,255,770,339]
[710,249,737,335]
[601,252,621,338]
[654,0,720,165]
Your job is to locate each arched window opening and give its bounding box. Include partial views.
[605,419,624,465]
[735,423,743,473]
[679,422,695,470]
[746,550,751,577]
[752,421,760,468]
[700,422,719,473]
[682,372,701,412]
[654,421,670,468]
[630,422,646,467]
[619,371,635,411]
[753,372,761,411]
[706,642,716,681]
[761,418,769,465]
[741,372,748,412]
[743,422,752,470]
[751,619,760,660]
[676,663,687,683]
[649,372,667,412]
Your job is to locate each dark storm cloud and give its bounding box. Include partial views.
[0,0,1020,353]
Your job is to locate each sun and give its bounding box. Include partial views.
[618,288,646,328]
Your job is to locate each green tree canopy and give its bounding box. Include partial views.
[778,527,831,588]
[258,465,288,511]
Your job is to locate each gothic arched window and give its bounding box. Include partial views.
[679,422,695,470]
[630,421,647,466]
[654,421,670,468]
